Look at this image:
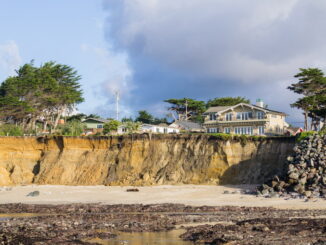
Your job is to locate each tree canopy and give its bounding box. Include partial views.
[206,97,250,107]
[164,98,206,122]
[0,61,84,132]
[288,68,326,130]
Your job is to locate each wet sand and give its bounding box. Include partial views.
[1,185,325,209]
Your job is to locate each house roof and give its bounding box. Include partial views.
[204,103,287,116]
[171,120,204,130]
[82,118,109,124]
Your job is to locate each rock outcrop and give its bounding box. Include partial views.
[0,135,295,186]
[259,134,326,198]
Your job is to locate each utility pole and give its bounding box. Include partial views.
[115,91,120,121]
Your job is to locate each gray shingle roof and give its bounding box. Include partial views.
[172,121,204,130]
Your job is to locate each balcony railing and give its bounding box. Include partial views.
[204,117,267,124]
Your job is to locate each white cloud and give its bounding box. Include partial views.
[80,43,135,118]
[104,0,326,84]
[0,41,22,78]
[102,0,326,124]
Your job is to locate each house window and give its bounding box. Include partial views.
[209,128,218,133]
[209,113,217,120]
[257,111,264,119]
[156,128,160,133]
[224,127,231,134]
[225,113,232,121]
[234,127,253,135]
[236,112,252,120]
[164,128,168,133]
[258,126,265,135]
[97,124,103,129]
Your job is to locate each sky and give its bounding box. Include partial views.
[1,1,326,126]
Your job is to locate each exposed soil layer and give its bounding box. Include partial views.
[0,204,325,244]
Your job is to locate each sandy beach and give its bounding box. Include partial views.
[1,184,325,209]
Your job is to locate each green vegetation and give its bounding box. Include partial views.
[0,124,24,136]
[295,131,326,142]
[164,96,251,124]
[135,110,169,125]
[0,61,84,134]
[123,121,141,133]
[164,98,206,123]
[206,96,250,107]
[288,68,326,131]
[103,120,121,134]
[56,121,86,136]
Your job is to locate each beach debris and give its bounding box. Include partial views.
[27,191,40,197]
[126,188,139,192]
[258,134,326,199]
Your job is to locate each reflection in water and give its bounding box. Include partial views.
[87,230,194,245]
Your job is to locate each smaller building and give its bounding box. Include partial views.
[82,118,109,134]
[117,123,180,134]
[169,120,205,132]
[141,123,179,134]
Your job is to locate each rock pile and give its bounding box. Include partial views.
[258,134,326,198]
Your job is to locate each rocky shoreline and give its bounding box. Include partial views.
[0,203,325,244]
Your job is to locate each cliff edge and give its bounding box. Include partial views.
[0,134,295,186]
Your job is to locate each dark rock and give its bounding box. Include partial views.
[27,191,40,197]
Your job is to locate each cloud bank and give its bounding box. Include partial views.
[0,41,22,80]
[102,0,326,123]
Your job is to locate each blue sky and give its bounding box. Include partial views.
[1,0,326,126]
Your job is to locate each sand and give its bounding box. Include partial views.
[0,185,325,209]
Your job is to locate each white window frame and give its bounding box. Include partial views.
[258,126,265,135]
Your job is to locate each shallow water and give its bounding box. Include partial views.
[87,229,194,245]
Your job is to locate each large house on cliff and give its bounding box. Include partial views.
[203,99,288,136]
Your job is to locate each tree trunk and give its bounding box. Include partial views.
[53,106,66,130]
[304,111,308,131]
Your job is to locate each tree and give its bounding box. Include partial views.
[103,120,121,134]
[56,120,86,136]
[164,98,206,122]
[0,61,84,133]
[66,113,87,122]
[121,117,133,122]
[124,121,141,133]
[206,97,250,107]
[135,110,154,124]
[288,68,326,130]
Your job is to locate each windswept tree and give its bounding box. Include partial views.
[206,97,250,107]
[164,98,206,122]
[288,68,326,130]
[0,61,84,132]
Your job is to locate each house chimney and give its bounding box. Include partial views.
[256,98,264,108]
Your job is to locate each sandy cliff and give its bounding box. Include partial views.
[0,135,295,186]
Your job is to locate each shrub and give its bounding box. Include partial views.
[56,120,86,136]
[0,124,24,136]
[296,131,317,142]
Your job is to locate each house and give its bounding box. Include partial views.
[117,123,180,134]
[82,118,109,134]
[203,99,288,136]
[141,123,180,134]
[169,120,205,132]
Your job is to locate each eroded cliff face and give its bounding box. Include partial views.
[0,135,295,186]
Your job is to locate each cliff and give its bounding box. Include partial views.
[0,134,295,186]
